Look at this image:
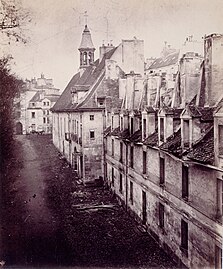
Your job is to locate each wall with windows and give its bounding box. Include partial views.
[104,135,222,268]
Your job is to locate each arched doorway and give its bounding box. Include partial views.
[16,122,23,134]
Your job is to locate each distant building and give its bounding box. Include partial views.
[15,74,60,134]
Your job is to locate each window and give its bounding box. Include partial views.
[43,102,46,106]
[120,117,123,130]
[43,117,46,124]
[159,203,164,229]
[32,102,35,107]
[17,111,21,118]
[112,139,114,156]
[181,219,188,255]
[90,130,95,139]
[182,164,189,200]
[219,125,223,155]
[111,116,114,130]
[130,117,134,135]
[183,120,190,147]
[47,101,50,106]
[43,110,46,115]
[120,142,123,163]
[160,118,164,142]
[111,167,114,186]
[119,173,123,193]
[90,115,94,121]
[47,110,49,115]
[47,118,50,124]
[31,112,35,118]
[160,157,165,185]
[215,245,222,269]
[143,151,147,174]
[130,146,134,168]
[130,181,133,204]
[217,179,223,221]
[143,118,146,139]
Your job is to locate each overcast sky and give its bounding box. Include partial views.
[2,0,223,90]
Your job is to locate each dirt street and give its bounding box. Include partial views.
[1,135,177,268]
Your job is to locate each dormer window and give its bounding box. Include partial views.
[183,119,190,147]
[97,98,104,107]
[120,117,123,131]
[130,117,134,135]
[160,118,164,142]
[143,118,147,139]
[71,87,78,104]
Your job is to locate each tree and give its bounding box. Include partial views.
[0,0,31,44]
[0,56,24,167]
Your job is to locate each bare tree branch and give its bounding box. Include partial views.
[0,0,31,44]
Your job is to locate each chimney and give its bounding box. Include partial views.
[99,42,114,62]
[204,34,223,107]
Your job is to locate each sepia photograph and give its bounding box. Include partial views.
[0,0,223,268]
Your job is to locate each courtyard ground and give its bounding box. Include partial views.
[1,135,178,268]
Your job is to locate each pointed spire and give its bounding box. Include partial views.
[79,25,95,50]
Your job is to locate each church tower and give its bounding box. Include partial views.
[78,25,95,69]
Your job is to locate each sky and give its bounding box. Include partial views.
[2,0,223,90]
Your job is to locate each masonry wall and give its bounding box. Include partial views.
[105,135,222,269]
[82,111,104,181]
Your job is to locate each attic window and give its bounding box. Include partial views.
[160,118,164,142]
[32,102,35,107]
[183,120,190,147]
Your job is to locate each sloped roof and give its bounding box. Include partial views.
[104,126,111,136]
[160,128,184,157]
[30,91,41,102]
[148,51,179,70]
[187,127,214,165]
[129,129,142,143]
[183,106,214,121]
[43,95,60,102]
[29,92,60,103]
[52,47,117,112]
[51,72,80,112]
[143,131,158,147]
[110,127,120,136]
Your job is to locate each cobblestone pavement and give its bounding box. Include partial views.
[1,135,178,268]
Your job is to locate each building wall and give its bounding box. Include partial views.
[104,134,222,268]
